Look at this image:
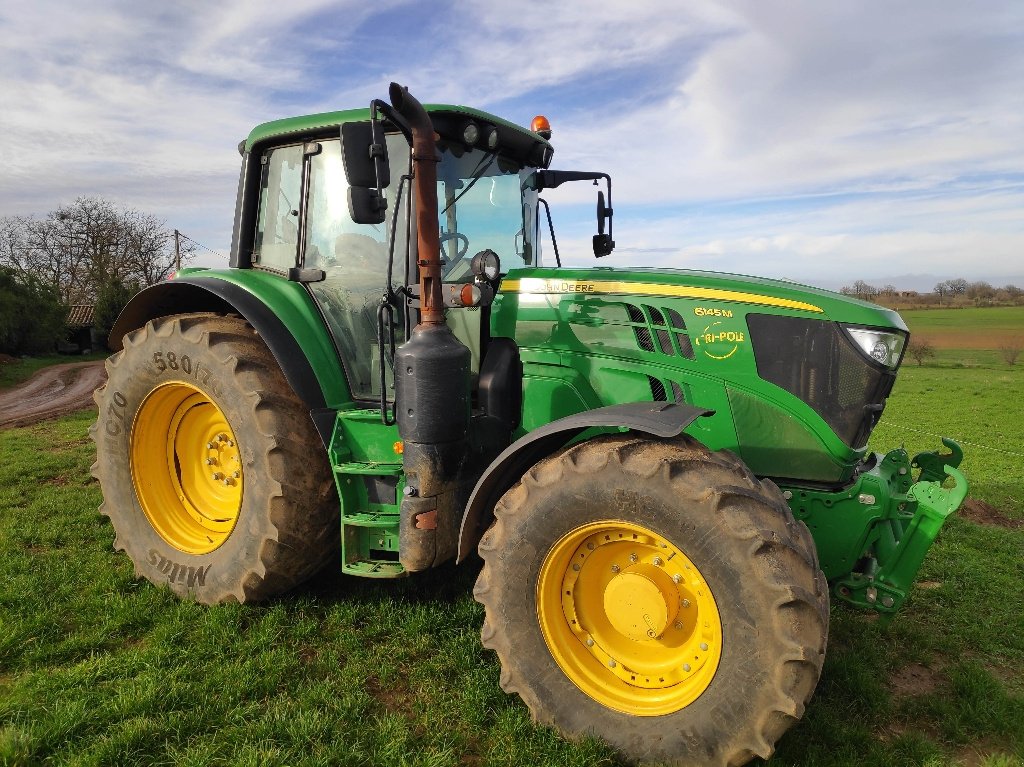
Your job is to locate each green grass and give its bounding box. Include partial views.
[1,355,1023,766]
[0,353,108,390]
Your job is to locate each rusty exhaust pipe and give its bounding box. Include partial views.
[389,82,444,326]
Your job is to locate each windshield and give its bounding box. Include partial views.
[435,144,539,281]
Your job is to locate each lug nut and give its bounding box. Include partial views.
[572,563,580,572]
[227,440,235,447]
[681,599,690,608]
[207,442,216,449]
[608,660,616,668]
[684,664,691,672]
[205,457,216,465]
[674,621,683,630]
[700,642,709,651]
[672,574,682,584]
[611,565,620,573]
[212,472,223,481]
[586,638,595,647]
[216,434,226,442]
[233,471,240,478]
[587,542,595,550]
[653,556,663,566]
[223,478,232,486]
[629,553,638,563]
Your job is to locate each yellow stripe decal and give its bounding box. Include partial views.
[499,278,823,313]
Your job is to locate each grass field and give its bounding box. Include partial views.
[1,309,1022,766]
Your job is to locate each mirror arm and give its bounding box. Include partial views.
[538,197,561,268]
[531,169,609,191]
[369,99,413,144]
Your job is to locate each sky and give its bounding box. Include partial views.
[1,0,1022,292]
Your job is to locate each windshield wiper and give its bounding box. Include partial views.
[440,152,497,215]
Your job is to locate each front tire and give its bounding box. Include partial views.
[474,434,828,767]
[91,313,338,604]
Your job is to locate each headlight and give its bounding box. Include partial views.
[843,326,906,368]
[470,249,501,281]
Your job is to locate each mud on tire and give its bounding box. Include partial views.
[91,313,338,604]
[474,433,829,767]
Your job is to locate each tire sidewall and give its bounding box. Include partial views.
[96,320,278,601]
[488,462,789,760]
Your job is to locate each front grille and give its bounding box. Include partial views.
[747,314,896,448]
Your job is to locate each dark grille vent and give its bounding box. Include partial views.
[667,308,687,329]
[626,304,645,323]
[620,302,694,360]
[634,327,655,352]
[656,329,674,355]
[670,381,684,402]
[647,375,667,401]
[646,305,666,325]
[677,334,695,359]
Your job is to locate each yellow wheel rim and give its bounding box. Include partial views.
[130,382,243,554]
[537,520,722,716]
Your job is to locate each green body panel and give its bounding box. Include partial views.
[489,265,964,608]
[175,267,353,408]
[492,266,905,484]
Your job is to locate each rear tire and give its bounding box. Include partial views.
[474,434,828,767]
[91,313,338,603]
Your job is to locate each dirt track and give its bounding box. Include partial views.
[0,361,106,428]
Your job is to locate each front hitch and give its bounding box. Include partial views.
[834,441,968,615]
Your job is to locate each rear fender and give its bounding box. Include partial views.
[456,401,712,562]
[109,275,349,445]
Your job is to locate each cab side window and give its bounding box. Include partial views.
[253,144,303,272]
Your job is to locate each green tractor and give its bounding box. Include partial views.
[92,83,967,766]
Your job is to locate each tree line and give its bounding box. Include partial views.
[840,278,1022,305]
[0,197,192,355]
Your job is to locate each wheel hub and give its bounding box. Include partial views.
[130,382,244,554]
[602,565,677,641]
[538,520,722,716]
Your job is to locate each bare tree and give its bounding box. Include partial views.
[933,281,949,303]
[0,197,193,304]
[852,280,878,300]
[999,338,1023,366]
[908,337,937,366]
[947,277,969,296]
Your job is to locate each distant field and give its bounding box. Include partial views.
[898,306,1024,349]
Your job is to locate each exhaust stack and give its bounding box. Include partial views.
[389,83,472,572]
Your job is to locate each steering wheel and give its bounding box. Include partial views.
[439,232,469,264]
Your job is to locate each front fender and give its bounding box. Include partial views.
[456,401,712,562]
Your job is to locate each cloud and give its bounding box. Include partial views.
[0,0,1021,283]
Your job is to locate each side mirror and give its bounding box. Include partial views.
[348,186,387,225]
[594,190,614,257]
[341,121,391,224]
[341,121,391,187]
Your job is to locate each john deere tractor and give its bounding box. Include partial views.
[92,83,967,766]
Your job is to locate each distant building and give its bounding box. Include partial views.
[65,304,97,353]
